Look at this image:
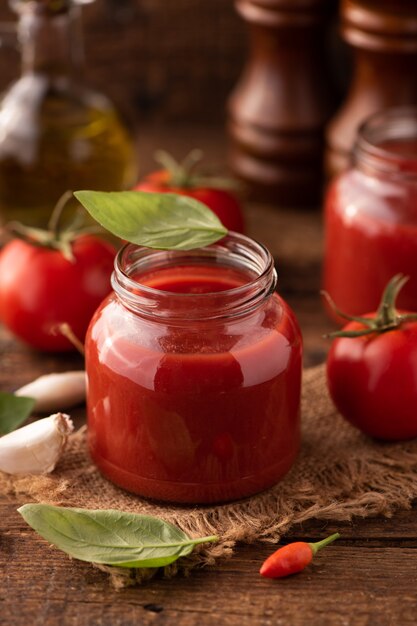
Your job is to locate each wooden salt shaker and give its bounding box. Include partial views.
[326,0,417,177]
[227,0,335,207]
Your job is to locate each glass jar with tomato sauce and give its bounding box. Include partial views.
[85,233,302,504]
[324,107,417,317]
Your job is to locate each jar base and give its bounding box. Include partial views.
[90,448,299,505]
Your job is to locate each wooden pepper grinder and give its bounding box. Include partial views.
[326,0,417,177]
[227,0,335,207]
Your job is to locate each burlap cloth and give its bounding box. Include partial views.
[2,364,417,587]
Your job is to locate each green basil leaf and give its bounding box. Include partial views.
[74,190,228,251]
[0,392,35,436]
[18,504,218,568]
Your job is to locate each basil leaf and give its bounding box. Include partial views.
[18,504,218,568]
[0,392,35,436]
[74,190,228,251]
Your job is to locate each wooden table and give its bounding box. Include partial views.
[1,128,417,626]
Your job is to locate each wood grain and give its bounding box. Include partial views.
[2,500,417,626]
[0,126,415,625]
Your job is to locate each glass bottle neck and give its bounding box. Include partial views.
[17,3,84,80]
[354,107,417,180]
[112,235,278,323]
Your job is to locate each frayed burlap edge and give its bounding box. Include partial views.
[2,364,417,588]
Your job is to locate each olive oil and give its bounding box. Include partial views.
[0,0,137,226]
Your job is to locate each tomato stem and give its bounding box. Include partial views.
[324,274,417,339]
[308,532,340,556]
[179,149,204,178]
[154,149,203,188]
[153,149,242,192]
[2,191,101,262]
[321,290,375,327]
[376,274,408,327]
[53,323,85,356]
[47,190,74,238]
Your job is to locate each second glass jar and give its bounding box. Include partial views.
[324,107,417,317]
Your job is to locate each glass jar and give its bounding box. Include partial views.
[0,0,137,226]
[85,233,302,504]
[324,107,417,317]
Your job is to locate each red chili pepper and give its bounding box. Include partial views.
[259,532,340,578]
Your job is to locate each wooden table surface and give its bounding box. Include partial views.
[1,128,417,626]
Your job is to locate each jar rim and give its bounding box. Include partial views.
[111,232,278,321]
[354,106,417,177]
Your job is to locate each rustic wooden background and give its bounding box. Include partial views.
[0,0,346,127]
[0,0,246,124]
[1,7,416,623]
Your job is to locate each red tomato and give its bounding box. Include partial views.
[327,317,417,441]
[0,235,116,352]
[135,170,245,234]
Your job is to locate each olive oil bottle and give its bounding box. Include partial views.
[0,0,137,226]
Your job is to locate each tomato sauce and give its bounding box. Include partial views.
[86,249,302,504]
[324,111,417,317]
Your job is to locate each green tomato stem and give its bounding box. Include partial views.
[376,274,408,327]
[153,149,241,192]
[324,274,417,339]
[47,190,74,238]
[154,149,203,188]
[3,191,100,262]
[179,149,204,178]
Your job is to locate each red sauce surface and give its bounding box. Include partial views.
[86,265,302,503]
[324,140,417,317]
[136,264,249,294]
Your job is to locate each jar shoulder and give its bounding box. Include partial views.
[87,292,301,361]
[326,167,417,224]
[86,292,302,393]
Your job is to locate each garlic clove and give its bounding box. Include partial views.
[0,413,73,475]
[15,371,86,413]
